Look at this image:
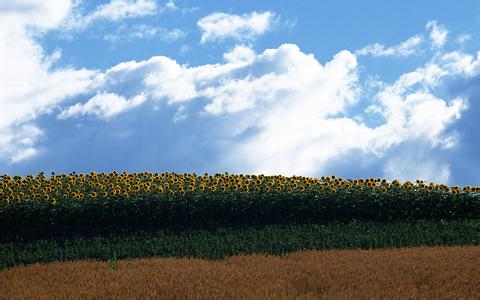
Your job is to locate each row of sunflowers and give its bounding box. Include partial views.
[1,171,479,206]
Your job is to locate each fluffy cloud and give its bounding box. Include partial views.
[223,45,256,63]
[0,0,71,29]
[197,11,275,43]
[0,124,43,164]
[0,0,97,164]
[55,39,472,184]
[223,52,468,183]
[438,51,480,77]
[426,20,448,48]
[57,93,147,120]
[201,45,358,116]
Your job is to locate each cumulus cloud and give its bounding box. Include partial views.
[58,93,147,120]
[57,44,357,121]
[437,51,480,77]
[355,35,423,57]
[213,45,468,181]
[0,124,43,164]
[54,39,473,185]
[223,45,256,63]
[0,0,71,30]
[426,20,448,48]
[197,11,275,43]
[0,0,97,164]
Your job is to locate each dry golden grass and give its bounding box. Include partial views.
[1,244,479,299]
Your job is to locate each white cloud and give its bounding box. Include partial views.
[0,124,43,164]
[104,24,186,43]
[160,28,187,42]
[426,20,448,48]
[162,0,198,14]
[438,51,480,77]
[61,0,161,32]
[197,11,275,43]
[387,62,448,95]
[201,44,349,116]
[56,41,472,184]
[357,20,449,57]
[143,57,199,103]
[456,33,472,44]
[0,0,98,164]
[195,44,468,183]
[78,41,466,183]
[384,153,451,186]
[89,0,157,21]
[58,93,147,120]
[223,45,255,63]
[351,56,468,183]
[165,0,176,10]
[0,0,71,30]
[356,35,423,57]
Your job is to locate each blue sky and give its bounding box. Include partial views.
[1,0,480,187]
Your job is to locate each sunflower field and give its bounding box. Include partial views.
[2,171,480,271]
[1,171,480,242]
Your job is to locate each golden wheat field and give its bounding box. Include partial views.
[1,244,479,299]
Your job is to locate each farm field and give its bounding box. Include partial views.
[2,171,480,298]
[1,244,479,299]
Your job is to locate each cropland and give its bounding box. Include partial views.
[1,171,479,299]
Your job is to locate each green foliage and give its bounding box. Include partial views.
[1,187,479,242]
[1,218,479,271]
[2,172,480,272]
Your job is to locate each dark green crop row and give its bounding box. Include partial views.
[1,187,480,242]
[1,218,479,271]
